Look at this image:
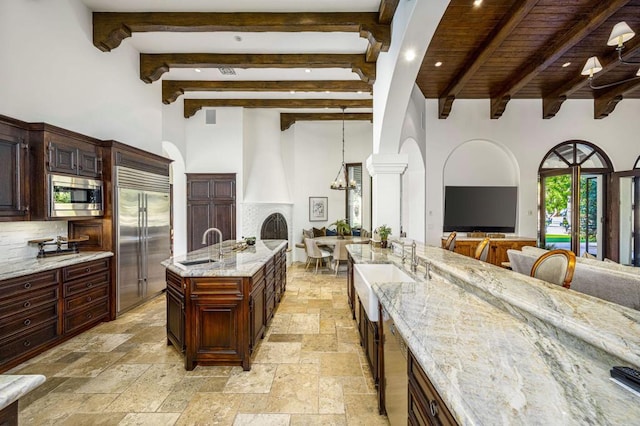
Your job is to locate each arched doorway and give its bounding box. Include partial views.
[610,155,640,266]
[538,141,613,257]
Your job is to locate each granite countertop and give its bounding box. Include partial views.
[0,375,46,410]
[347,243,640,425]
[162,240,287,278]
[0,252,114,282]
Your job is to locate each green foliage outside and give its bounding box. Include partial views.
[544,174,598,243]
[544,175,570,217]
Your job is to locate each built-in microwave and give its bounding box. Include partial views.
[49,174,103,217]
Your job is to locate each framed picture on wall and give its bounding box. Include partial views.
[309,197,328,222]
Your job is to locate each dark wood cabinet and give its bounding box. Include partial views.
[356,295,379,388]
[0,257,113,373]
[46,134,101,178]
[0,115,30,220]
[166,245,286,371]
[187,174,236,252]
[408,351,457,426]
[347,254,355,318]
[443,237,536,267]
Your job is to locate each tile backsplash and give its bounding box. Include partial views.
[0,221,68,262]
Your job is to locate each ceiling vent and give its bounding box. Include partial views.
[218,67,236,75]
[205,109,216,125]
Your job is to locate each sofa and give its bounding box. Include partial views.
[507,246,640,310]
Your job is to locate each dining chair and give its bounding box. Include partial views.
[530,249,577,289]
[332,239,349,275]
[474,237,490,262]
[443,231,457,251]
[304,238,332,274]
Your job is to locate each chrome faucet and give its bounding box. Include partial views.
[424,261,431,280]
[411,241,418,272]
[201,227,224,260]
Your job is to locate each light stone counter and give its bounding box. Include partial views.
[347,243,640,425]
[0,374,45,410]
[162,240,287,277]
[0,251,114,282]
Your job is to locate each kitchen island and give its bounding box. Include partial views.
[347,243,640,425]
[162,240,287,371]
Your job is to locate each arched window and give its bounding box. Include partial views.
[539,141,612,257]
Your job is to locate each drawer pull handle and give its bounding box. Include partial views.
[23,340,31,347]
[85,267,91,272]
[86,296,92,302]
[23,301,31,308]
[429,400,439,417]
[86,282,94,288]
[24,282,32,289]
[24,319,31,326]
[86,313,93,319]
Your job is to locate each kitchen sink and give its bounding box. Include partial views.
[177,258,217,267]
[354,264,415,322]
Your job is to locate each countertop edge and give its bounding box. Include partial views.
[0,251,114,281]
[0,374,46,410]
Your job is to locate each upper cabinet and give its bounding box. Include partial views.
[0,116,30,221]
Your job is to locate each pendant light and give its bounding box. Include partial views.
[330,107,356,191]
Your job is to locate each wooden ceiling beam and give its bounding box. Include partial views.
[162,80,372,104]
[280,112,373,131]
[140,53,376,84]
[489,0,632,119]
[378,0,400,24]
[438,0,541,119]
[184,98,373,118]
[594,78,640,119]
[92,12,390,60]
[542,37,640,119]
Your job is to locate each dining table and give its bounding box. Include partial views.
[312,235,370,247]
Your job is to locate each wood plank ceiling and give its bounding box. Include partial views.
[420,0,640,119]
[89,2,399,127]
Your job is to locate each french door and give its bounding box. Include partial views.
[610,170,640,266]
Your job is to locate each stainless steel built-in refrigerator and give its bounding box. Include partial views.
[116,166,171,314]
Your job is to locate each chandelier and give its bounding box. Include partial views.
[581,21,640,90]
[330,107,356,191]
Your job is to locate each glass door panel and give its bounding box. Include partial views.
[541,173,572,251]
[579,175,602,258]
[618,175,639,266]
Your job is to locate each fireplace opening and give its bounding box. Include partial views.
[261,213,288,240]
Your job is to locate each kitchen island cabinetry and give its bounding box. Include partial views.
[0,115,30,221]
[0,253,113,373]
[163,240,287,371]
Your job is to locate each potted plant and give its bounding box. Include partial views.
[376,224,392,248]
[331,219,352,238]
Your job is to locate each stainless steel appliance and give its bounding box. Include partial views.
[116,166,171,314]
[49,174,103,217]
[382,307,408,426]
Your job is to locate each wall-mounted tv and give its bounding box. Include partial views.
[443,186,517,233]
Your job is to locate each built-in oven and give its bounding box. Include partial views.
[49,174,103,217]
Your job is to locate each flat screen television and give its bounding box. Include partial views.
[443,186,517,233]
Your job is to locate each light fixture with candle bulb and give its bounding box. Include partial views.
[581,21,640,90]
[330,107,356,191]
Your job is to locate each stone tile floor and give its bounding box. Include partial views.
[8,263,389,425]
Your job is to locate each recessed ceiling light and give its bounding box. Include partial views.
[473,0,482,6]
[562,62,572,68]
[290,90,296,94]
[194,68,201,73]
[234,35,242,42]
[325,90,330,94]
[357,91,363,94]
[305,69,312,73]
[218,67,236,75]
[405,49,417,61]
[435,61,443,67]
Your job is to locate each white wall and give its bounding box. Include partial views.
[400,138,425,241]
[422,98,640,246]
[0,0,162,153]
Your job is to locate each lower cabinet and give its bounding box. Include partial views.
[166,246,287,371]
[0,257,113,373]
[356,295,379,388]
[443,237,536,266]
[408,352,457,426]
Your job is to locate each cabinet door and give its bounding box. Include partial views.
[166,285,185,352]
[366,318,379,387]
[48,141,77,174]
[250,280,266,351]
[187,201,212,252]
[347,256,355,318]
[77,148,101,177]
[212,177,235,200]
[212,202,236,242]
[0,130,28,219]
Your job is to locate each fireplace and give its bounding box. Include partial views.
[261,213,288,239]
[241,203,293,262]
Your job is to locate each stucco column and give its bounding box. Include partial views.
[366,153,408,237]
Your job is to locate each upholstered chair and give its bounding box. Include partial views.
[443,231,457,251]
[530,249,577,289]
[474,237,491,262]
[332,239,350,275]
[304,238,332,274]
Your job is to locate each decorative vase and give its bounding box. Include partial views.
[381,240,388,248]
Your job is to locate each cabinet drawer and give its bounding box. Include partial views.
[63,271,110,297]
[190,278,243,295]
[0,270,59,301]
[62,259,110,282]
[0,320,58,364]
[0,286,59,319]
[65,284,109,313]
[409,353,457,426]
[166,269,184,293]
[64,299,109,334]
[0,301,58,340]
